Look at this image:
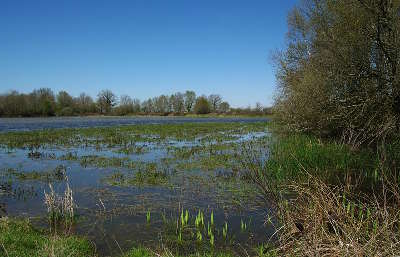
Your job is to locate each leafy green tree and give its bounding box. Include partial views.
[56,91,74,115]
[31,88,56,116]
[194,96,211,114]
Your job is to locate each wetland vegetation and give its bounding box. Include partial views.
[0,120,273,256]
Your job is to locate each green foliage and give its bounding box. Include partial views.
[194,96,211,114]
[0,218,95,257]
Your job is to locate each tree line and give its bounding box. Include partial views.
[274,0,400,147]
[0,89,271,117]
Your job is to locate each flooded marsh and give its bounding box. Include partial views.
[0,119,272,256]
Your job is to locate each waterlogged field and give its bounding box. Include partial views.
[0,120,271,256]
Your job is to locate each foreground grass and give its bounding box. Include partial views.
[0,218,95,257]
[123,247,237,257]
[0,217,254,257]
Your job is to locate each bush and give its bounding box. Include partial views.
[57,107,75,116]
[275,0,400,147]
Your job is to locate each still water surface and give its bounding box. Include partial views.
[0,116,268,132]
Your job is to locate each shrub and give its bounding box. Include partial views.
[275,0,400,147]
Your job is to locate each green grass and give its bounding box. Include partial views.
[122,246,237,257]
[0,217,95,257]
[263,132,379,184]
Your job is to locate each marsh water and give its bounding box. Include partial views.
[0,117,271,256]
[0,116,269,132]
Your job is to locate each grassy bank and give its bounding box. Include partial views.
[241,124,400,256]
[0,218,95,257]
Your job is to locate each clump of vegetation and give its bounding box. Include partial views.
[44,177,75,234]
[2,165,67,182]
[106,167,169,187]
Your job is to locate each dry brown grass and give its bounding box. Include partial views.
[270,174,400,256]
[44,176,75,234]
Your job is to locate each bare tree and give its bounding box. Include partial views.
[97,90,117,114]
[170,92,185,113]
[219,101,230,113]
[184,91,196,113]
[208,94,222,113]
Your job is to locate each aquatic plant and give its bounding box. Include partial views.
[240,219,247,232]
[146,210,151,223]
[222,222,228,239]
[44,176,74,234]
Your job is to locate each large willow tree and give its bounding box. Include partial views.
[275,0,400,147]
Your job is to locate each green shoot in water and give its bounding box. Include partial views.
[146,210,151,223]
[180,209,189,227]
[222,221,228,239]
[178,231,182,243]
[241,219,247,232]
[196,230,202,242]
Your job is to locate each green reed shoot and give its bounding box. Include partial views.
[222,221,228,239]
[241,219,247,232]
[196,230,203,242]
[210,233,214,247]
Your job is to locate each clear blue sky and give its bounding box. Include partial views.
[0,0,297,107]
